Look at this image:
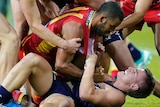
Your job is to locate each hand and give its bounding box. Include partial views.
[65,38,82,53]
[115,27,120,31]
[59,3,70,15]
[95,42,105,54]
[43,1,59,19]
[85,54,98,66]
[93,66,106,82]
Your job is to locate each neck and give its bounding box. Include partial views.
[113,81,128,94]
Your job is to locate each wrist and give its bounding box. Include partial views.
[85,64,95,71]
[60,39,67,50]
[86,63,95,66]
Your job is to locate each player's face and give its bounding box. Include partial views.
[93,17,121,36]
[117,67,146,86]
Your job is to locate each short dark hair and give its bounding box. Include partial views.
[96,1,124,21]
[128,68,155,98]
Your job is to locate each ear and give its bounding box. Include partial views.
[130,84,139,91]
[100,14,107,23]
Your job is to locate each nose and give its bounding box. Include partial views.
[128,67,136,73]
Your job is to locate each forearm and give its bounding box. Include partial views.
[30,23,67,49]
[117,0,151,30]
[20,0,67,49]
[56,62,83,79]
[80,64,95,100]
[117,13,143,30]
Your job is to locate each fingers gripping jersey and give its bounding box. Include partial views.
[47,6,95,55]
[19,6,95,67]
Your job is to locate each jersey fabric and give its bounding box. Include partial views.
[103,29,124,46]
[32,78,96,107]
[121,0,160,30]
[71,80,126,107]
[32,75,125,106]
[19,6,95,67]
[31,74,73,105]
[71,81,96,107]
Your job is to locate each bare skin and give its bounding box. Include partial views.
[0,13,29,107]
[79,54,151,107]
[75,0,136,70]
[115,0,160,98]
[11,0,81,53]
[1,53,74,107]
[0,13,20,83]
[55,15,121,81]
[81,0,160,98]
[40,94,75,107]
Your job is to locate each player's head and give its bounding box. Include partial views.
[92,1,124,36]
[127,68,155,98]
[117,67,155,98]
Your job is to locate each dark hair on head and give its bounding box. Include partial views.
[96,1,124,21]
[127,68,155,98]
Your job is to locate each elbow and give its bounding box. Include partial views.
[29,22,38,33]
[29,23,36,32]
[79,91,90,101]
[55,61,65,71]
[79,88,93,101]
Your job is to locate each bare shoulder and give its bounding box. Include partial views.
[62,21,84,39]
[107,89,126,107]
[63,21,83,30]
[90,84,126,107]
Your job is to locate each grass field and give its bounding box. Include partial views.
[122,24,160,107]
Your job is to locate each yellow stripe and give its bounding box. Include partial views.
[50,12,84,24]
[18,93,25,104]
[36,40,56,54]
[22,36,31,47]
[49,7,90,24]
[66,7,89,12]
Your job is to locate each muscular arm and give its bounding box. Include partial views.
[19,0,81,53]
[79,54,124,107]
[55,21,83,79]
[116,0,152,30]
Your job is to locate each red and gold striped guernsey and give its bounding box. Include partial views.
[19,6,95,67]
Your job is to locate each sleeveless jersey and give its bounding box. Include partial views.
[19,6,95,67]
[71,80,126,107]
